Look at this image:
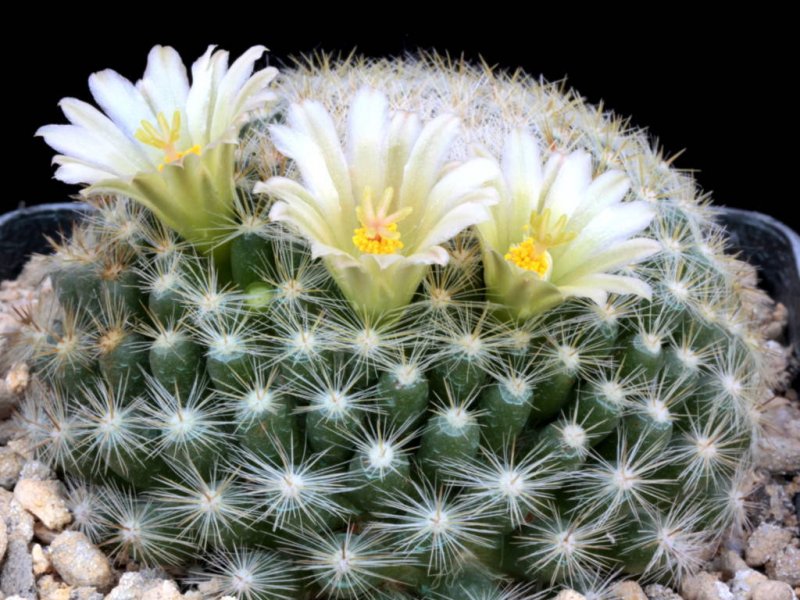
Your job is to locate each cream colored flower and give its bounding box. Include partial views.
[38,45,277,253]
[477,129,661,318]
[255,87,498,316]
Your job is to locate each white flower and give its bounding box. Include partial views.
[255,87,498,316]
[476,129,661,318]
[37,45,277,253]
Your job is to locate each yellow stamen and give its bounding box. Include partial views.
[135,110,202,171]
[505,208,576,276]
[352,187,412,255]
[505,237,551,275]
[353,223,404,254]
[528,208,576,248]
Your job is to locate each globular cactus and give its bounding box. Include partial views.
[9,46,772,599]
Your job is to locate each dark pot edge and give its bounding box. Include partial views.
[0,201,93,227]
[717,207,800,273]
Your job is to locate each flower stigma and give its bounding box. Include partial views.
[135,110,202,172]
[352,187,413,255]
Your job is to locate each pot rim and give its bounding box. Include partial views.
[718,207,800,274]
[0,201,92,228]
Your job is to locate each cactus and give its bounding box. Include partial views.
[11,46,771,599]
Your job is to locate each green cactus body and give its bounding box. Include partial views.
[529,361,577,423]
[18,50,770,599]
[147,272,187,323]
[619,331,665,379]
[417,407,481,479]
[147,326,205,396]
[571,377,628,444]
[430,354,487,400]
[231,230,273,289]
[349,451,413,513]
[232,387,301,461]
[376,365,430,427]
[97,328,149,398]
[479,378,534,451]
[52,262,101,311]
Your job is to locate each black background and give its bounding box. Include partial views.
[8,22,797,233]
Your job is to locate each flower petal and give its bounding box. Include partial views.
[232,66,278,115]
[478,131,543,252]
[138,45,190,119]
[52,156,117,185]
[397,114,459,213]
[310,240,357,263]
[556,237,661,284]
[210,45,267,139]
[559,273,653,302]
[541,149,592,221]
[268,125,346,231]
[36,124,139,177]
[366,253,406,269]
[385,110,422,193]
[286,99,355,219]
[406,245,451,266]
[555,284,609,306]
[580,200,655,246]
[413,197,495,252]
[566,169,631,232]
[88,68,154,141]
[185,45,227,145]
[409,157,498,246]
[58,98,153,170]
[347,87,389,200]
[262,178,339,248]
[503,128,543,218]
[553,200,656,277]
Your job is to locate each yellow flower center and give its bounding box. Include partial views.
[505,238,552,276]
[352,187,413,255]
[505,208,576,276]
[135,110,202,172]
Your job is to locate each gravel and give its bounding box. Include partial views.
[48,532,114,591]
